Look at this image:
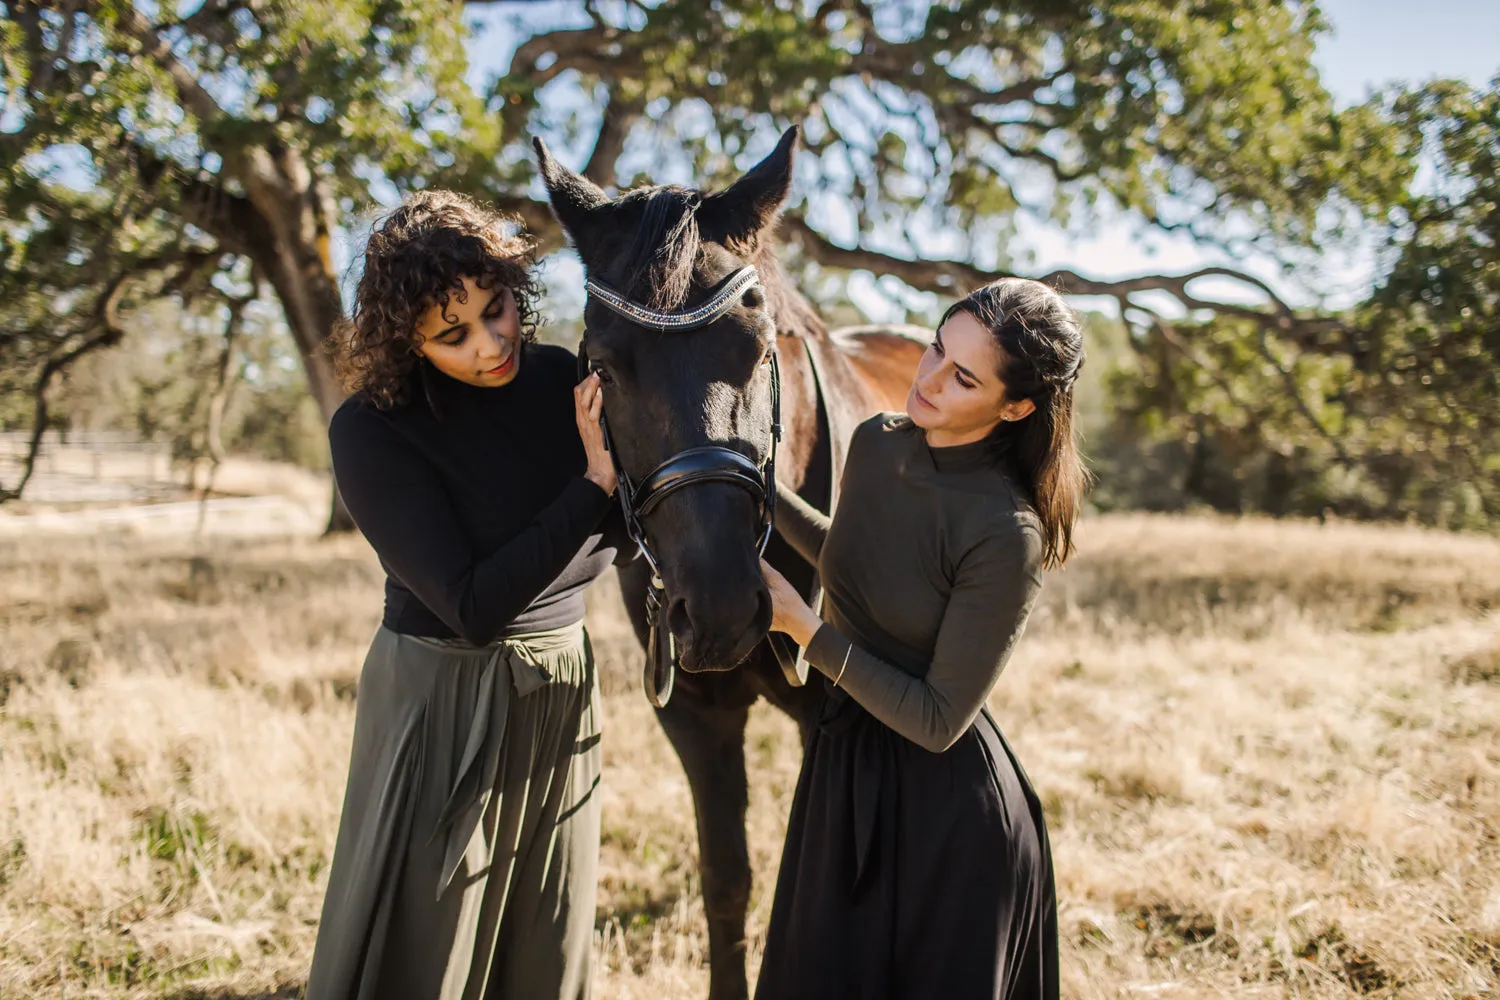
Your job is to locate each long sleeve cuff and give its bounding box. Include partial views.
[805,622,854,679]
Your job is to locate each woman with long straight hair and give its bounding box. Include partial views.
[757,277,1088,999]
[306,190,618,1000]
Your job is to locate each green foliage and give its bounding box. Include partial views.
[1,0,505,206]
[1094,78,1500,529]
[140,806,217,866]
[1,0,1491,530]
[1,0,512,503]
[545,0,1404,251]
[0,169,213,502]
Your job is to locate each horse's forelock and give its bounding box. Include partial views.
[609,186,824,342]
[619,187,702,312]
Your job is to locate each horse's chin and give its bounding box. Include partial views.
[676,657,739,675]
[675,627,766,674]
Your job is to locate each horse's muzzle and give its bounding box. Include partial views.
[668,587,772,673]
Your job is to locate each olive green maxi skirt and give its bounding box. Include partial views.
[305,622,602,1000]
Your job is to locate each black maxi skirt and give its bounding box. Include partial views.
[755,687,1059,1000]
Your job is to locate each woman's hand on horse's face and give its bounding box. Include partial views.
[760,558,820,647]
[575,372,617,496]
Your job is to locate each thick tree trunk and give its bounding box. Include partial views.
[258,244,356,534]
[234,150,358,533]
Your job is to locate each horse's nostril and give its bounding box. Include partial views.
[666,596,692,640]
[667,583,772,668]
[756,587,772,629]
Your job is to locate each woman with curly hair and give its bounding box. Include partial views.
[305,190,618,1000]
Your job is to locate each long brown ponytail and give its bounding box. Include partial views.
[941,279,1090,569]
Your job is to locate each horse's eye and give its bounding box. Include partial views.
[590,363,614,385]
[741,287,765,310]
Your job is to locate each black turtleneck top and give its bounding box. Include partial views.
[328,342,618,647]
[774,413,1045,752]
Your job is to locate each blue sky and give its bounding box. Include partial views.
[1313,0,1499,102]
[453,1,1500,325]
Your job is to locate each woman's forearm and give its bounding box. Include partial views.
[773,480,832,565]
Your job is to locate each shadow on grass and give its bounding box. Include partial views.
[159,986,303,1000]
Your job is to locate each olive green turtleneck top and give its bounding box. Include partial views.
[775,413,1045,753]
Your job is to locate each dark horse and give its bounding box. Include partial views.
[536,127,923,1000]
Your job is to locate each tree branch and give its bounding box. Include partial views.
[985,68,1071,109]
[583,88,642,187]
[194,269,259,521]
[782,212,1356,458]
[780,213,988,292]
[161,0,259,48]
[0,272,132,504]
[130,142,261,256]
[112,6,230,130]
[1134,307,1261,422]
[781,214,1330,330]
[849,39,1053,114]
[1251,322,1353,464]
[506,25,639,86]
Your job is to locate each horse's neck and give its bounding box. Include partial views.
[760,252,904,503]
[774,323,888,510]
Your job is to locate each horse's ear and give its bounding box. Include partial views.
[702,125,799,246]
[534,136,609,244]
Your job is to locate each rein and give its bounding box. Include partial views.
[583,265,794,708]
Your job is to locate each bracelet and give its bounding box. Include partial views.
[832,642,852,687]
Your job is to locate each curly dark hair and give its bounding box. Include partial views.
[328,190,542,409]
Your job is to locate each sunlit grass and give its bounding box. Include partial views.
[1,513,1497,997]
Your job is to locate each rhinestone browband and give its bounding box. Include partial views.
[584,266,761,331]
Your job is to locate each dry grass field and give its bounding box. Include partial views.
[1,513,1498,999]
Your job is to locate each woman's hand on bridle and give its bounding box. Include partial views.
[760,558,821,648]
[575,372,617,496]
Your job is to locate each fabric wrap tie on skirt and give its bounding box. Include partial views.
[818,686,897,893]
[420,623,584,899]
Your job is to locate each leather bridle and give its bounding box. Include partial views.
[582,265,783,708]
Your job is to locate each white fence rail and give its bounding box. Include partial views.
[0,430,179,503]
[0,495,321,536]
[0,432,330,536]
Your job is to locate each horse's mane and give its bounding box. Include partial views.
[616,185,827,341]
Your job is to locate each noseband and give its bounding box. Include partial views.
[584,265,783,708]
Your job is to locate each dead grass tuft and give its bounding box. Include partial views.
[0,513,1497,998]
[1449,636,1500,686]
